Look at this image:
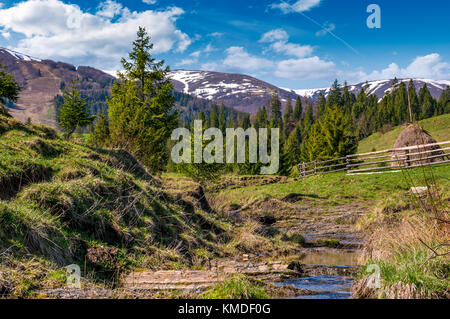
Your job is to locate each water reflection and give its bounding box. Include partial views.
[278,275,353,299]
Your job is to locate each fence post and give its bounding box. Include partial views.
[404,150,408,168]
[298,163,302,178]
[346,156,350,173]
[314,161,317,175]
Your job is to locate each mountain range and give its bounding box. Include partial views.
[0,47,114,126]
[1,47,449,126]
[288,78,450,102]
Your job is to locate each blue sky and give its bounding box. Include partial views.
[0,0,449,89]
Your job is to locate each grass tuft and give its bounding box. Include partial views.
[201,275,268,299]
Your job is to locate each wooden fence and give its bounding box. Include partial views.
[298,140,450,178]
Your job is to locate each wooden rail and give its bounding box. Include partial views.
[298,140,450,178]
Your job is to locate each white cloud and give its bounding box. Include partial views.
[142,0,157,4]
[204,44,214,54]
[260,29,313,58]
[201,62,220,71]
[190,51,201,58]
[97,0,122,18]
[352,53,450,82]
[223,47,274,72]
[0,0,190,70]
[403,53,450,79]
[275,56,335,79]
[259,29,289,43]
[270,41,313,58]
[199,29,327,79]
[315,22,335,37]
[271,0,321,14]
[208,32,223,38]
[179,44,215,66]
[176,58,197,67]
[1,30,11,39]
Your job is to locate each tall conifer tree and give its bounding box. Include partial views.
[293,96,303,121]
[108,27,178,172]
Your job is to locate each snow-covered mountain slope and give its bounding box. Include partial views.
[0,48,42,62]
[169,70,297,114]
[170,70,449,113]
[287,79,450,101]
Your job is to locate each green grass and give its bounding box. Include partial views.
[358,114,450,153]
[0,115,233,296]
[362,246,450,298]
[214,165,450,210]
[282,233,306,246]
[201,275,268,299]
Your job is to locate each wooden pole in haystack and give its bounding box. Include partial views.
[408,79,413,124]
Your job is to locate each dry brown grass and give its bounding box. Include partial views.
[354,156,449,299]
[359,207,442,262]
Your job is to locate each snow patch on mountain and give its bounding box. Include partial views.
[168,70,296,113]
[0,48,41,62]
[287,78,450,101]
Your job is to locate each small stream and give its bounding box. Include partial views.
[277,274,354,299]
[276,250,361,299]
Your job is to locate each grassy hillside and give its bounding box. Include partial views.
[213,166,450,212]
[0,115,216,296]
[0,115,300,298]
[358,114,450,153]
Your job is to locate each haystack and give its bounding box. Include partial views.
[392,124,445,167]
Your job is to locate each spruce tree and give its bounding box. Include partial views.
[319,105,358,159]
[379,92,395,127]
[218,103,226,133]
[198,111,207,128]
[326,79,342,110]
[341,82,354,115]
[209,104,219,128]
[261,106,268,127]
[418,84,435,119]
[270,94,282,129]
[90,107,110,147]
[316,93,326,119]
[255,107,262,130]
[352,88,367,122]
[278,150,292,177]
[302,103,314,133]
[392,77,399,90]
[438,86,450,114]
[108,27,178,172]
[241,113,251,130]
[177,125,225,189]
[394,82,408,124]
[300,122,324,162]
[293,96,303,121]
[56,82,94,139]
[283,97,293,123]
[352,89,369,139]
[0,63,21,117]
[408,80,420,121]
[229,111,239,128]
[284,127,302,167]
[283,97,293,138]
